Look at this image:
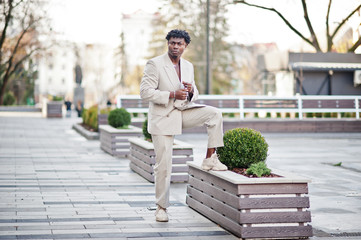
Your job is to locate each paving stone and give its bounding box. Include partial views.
[2,116,361,239]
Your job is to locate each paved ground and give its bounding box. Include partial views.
[0,114,361,239]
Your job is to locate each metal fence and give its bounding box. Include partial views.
[117,95,361,120]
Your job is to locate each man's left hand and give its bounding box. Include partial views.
[182,82,193,93]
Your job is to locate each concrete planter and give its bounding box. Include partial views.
[128,137,193,183]
[99,125,142,157]
[46,101,62,118]
[186,162,312,239]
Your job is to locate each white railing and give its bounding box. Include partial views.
[116,95,361,120]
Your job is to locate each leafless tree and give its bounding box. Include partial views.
[0,0,50,105]
[234,0,361,52]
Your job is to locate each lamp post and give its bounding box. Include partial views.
[206,0,211,94]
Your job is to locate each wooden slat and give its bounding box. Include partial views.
[241,225,312,239]
[171,164,189,173]
[239,196,310,209]
[113,148,129,157]
[170,173,189,182]
[128,155,153,173]
[130,143,155,156]
[130,147,156,164]
[171,156,194,164]
[239,211,311,224]
[236,183,309,195]
[173,148,193,156]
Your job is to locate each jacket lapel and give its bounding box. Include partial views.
[163,54,181,89]
[180,58,190,84]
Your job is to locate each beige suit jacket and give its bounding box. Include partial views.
[140,53,203,135]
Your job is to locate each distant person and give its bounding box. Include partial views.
[106,99,111,107]
[64,99,72,118]
[140,29,227,222]
[75,100,83,117]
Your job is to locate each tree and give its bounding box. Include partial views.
[148,0,234,94]
[0,0,50,105]
[233,0,361,53]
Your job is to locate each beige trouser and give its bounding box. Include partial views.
[151,106,224,208]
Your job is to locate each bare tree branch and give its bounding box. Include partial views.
[326,0,332,51]
[8,46,41,78]
[348,36,361,52]
[301,0,321,51]
[331,3,361,39]
[233,0,316,51]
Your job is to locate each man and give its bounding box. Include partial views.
[140,29,227,222]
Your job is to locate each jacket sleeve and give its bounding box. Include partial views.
[140,60,170,106]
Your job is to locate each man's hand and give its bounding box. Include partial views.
[182,81,193,93]
[175,89,188,100]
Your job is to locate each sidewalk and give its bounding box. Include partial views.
[0,115,361,239]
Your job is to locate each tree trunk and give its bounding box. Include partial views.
[0,76,8,105]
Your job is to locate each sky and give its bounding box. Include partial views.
[48,0,361,51]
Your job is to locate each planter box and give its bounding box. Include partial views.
[98,114,108,127]
[186,162,312,239]
[46,101,62,118]
[72,123,99,140]
[128,138,193,183]
[99,125,142,157]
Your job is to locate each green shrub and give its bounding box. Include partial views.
[246,162,271,177]
[323,112,331,118]
[217,128,269,169]
[315,113,322,118]
[3,91,16,105]
[82,108,88,124]
[143,118,152,141]
[82,105,98,131]
[52,96,63,101]
[108,108,131,128]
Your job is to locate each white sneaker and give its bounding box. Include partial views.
[210,153,228,171]
[201,154,214,170]
[201,153,228,171]
[155,206,168,222]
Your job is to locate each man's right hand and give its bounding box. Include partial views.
[174,89,188,100]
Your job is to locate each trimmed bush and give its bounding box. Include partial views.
[143,118,152,141]
[108,108,131,128]
[246,162,271,177]
[3,91,16,105]
[217,128,269,169]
